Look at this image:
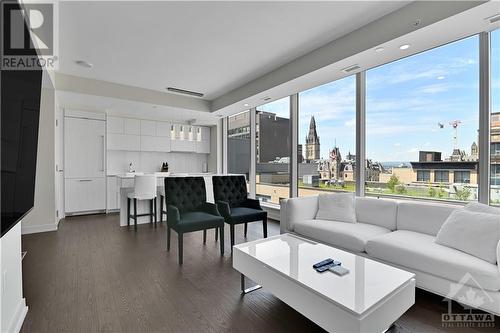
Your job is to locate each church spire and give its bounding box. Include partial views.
[305,116,320,161]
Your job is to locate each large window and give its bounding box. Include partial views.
[435,170,450,183]
[255,98,290,205]
[228,111,251,188]
[297,76,356,197]
[224,32,498,207]
[365,36,480,202]
[491,29,500,205]
[417,170,430,182]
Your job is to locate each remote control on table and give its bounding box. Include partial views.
[329,265,349,276]
[315,261,342,273]
[313,258,334,269]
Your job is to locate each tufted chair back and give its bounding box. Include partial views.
[165,177,206,212]
[212,176,248,207]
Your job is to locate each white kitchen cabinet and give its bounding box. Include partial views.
[107,133,141,151]
[140,120,156,136]
[171,139,196,152]
[107,116,124,134]
[140,135,170,152]
[195,140,210,154]
[64,117,106,178]
[124,118,140,135]
[199,126,211,141]
[65,178,106,213]
[107,176,119,210]
[156,121,171,137]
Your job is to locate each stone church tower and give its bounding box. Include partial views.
[305,116,320,161]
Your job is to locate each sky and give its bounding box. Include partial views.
[258,30,500,163]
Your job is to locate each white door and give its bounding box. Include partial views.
[64,117,106,178]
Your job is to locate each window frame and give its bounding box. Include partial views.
[223,31,494,206]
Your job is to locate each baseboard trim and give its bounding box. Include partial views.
[21,222,58,235]
[8,298,28,333]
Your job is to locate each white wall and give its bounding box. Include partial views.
[21,87,58,235]
[107,150,208,174]
[0,223,28,333]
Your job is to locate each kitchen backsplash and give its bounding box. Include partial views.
[107,151,209,174]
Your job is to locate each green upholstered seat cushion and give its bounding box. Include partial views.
[174,211,224,233]
[227,207,267,224]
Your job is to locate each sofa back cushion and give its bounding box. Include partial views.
[397,201,457,236]
[355,197,398,230]
[435,209,500,264]
[315,193,356,223]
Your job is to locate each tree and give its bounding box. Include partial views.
[387,174,400,193]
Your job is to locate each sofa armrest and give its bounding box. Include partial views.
[216,201,231,218]
[280,196,319,234]
[200,202,221,216]
[243,198,262,210]
[167,205,180,227]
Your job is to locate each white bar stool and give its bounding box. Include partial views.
[127,174,157,231]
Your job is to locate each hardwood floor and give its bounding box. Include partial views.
[21,214,499,333]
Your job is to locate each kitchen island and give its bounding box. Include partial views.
[116,172,218,227]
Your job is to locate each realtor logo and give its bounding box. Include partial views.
[1,0,58,70]
[442,273,495,328]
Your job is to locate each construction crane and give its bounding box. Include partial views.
[437,120,462,150]
[449,120,462,150]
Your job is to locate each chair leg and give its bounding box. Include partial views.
[230,224,235,253]
[263,219,268,238]
[178,233,183,265]
[133,198,138,231]
[149,200,153,224]
[203,229,207,244]
[219,226,224,255]
[153,198,157,227]
[159,195,164,223]
[166,227,171,251]
[244,223,248,237]
[215,227,218,241]
[127,198,130,228]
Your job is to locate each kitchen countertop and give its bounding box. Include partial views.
[113,172,214,179]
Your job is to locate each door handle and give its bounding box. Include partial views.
[78,179,92,182]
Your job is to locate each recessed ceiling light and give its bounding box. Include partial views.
[75,60,93,68]
[399,44,410,50]
[243,103,249,107]
[374,47,385,53]
[437,76,445,80]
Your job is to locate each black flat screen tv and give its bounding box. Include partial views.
[1,4,43,237]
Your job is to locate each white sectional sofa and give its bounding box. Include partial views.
[280,196,500,316]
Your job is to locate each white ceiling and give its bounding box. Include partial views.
[58,1,410,100]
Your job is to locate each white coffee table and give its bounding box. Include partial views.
[233,234,415,333]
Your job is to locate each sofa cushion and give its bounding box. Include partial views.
[436,209,500,264]
[396,201,456,236]
[355,197,398,230]
[315,193,356,223]
[294,219,391,253]
[366,230,500,292]
[464,202,500,215]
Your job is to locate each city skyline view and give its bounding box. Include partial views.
[257,33,500,163]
